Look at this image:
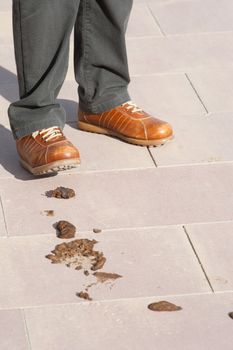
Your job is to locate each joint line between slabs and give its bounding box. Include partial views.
[147,147,158,167]
[21,309,32,350]
[185,73,209,114]
[147,4,166,37]
[0,195,9,237]
[183,225,214,293]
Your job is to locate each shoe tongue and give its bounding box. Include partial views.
[121,101,143,114]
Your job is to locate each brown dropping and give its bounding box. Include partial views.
[43,210,55,216]
[46,187,76,199]
[84,270,89,276]
[45,254,60,264]
[228,312,233,319]
[91,257,106,271]
[148,301,182,312]
[56,220,76,239]
[93,228,102,233]
[75,265,82,270]
[76,291,92,301]
[93,272,122,283]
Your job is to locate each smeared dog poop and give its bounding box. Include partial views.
[45,239,106,271]
[93,272,122,283]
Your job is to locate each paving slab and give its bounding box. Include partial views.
[0,45,16,77]
[0,83,19,122]
[129,74,206,119]
[0,226,210,308]
[0,12,13,44]
[0,195,7,236]
[56,80,78,123]
[0,309,29,350]
[150,113,233,166]
[185,222,233,292]
[127,3,162,37]
[24,293,233,350]
[0,0,11,12]
[187,68,233,112]
[127,33,233,75]
[1,164,233,236]
[148,0,233,35]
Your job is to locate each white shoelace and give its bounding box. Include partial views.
[122,100,143,113]
[32,126,62,142]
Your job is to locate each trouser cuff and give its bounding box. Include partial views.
[78,91,131,114]
[8,104,66,139]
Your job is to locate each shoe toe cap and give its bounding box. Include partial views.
[147,120,173,140]
[48,142,80,162]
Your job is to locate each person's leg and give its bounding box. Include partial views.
[75,0,174,147]
[74,0,133,114]
[8,0,80,139]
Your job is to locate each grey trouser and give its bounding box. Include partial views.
[8,0,133,139]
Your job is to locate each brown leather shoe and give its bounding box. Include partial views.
[16,126,80,175]
[78,101,173,146]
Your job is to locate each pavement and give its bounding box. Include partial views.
[1,0,233,349]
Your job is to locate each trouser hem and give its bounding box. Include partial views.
[8,102,66,139]
[12,118,65,139]
[78,91,131,114]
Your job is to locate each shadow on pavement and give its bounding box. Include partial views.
[0,124,58,181]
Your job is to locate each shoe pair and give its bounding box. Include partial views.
[17,101,174,175]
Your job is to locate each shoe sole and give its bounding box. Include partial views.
[20,158,80,176]
[78,121,174,146]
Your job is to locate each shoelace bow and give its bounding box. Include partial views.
[32,126,63,142]
[122,100,143,113]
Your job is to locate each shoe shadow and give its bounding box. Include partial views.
[0,66,78,179]
[0,124,38,180]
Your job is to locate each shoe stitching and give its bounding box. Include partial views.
[112,114,125,130]
[98,112,104,126]
[130,116,151,121]
[44,146,48,165]
[116,115,129,131]
[119,118,132,134]
[102,111,111,128]
[139,119,148,141]
[23,136,34,149]
[106,110,119,129]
